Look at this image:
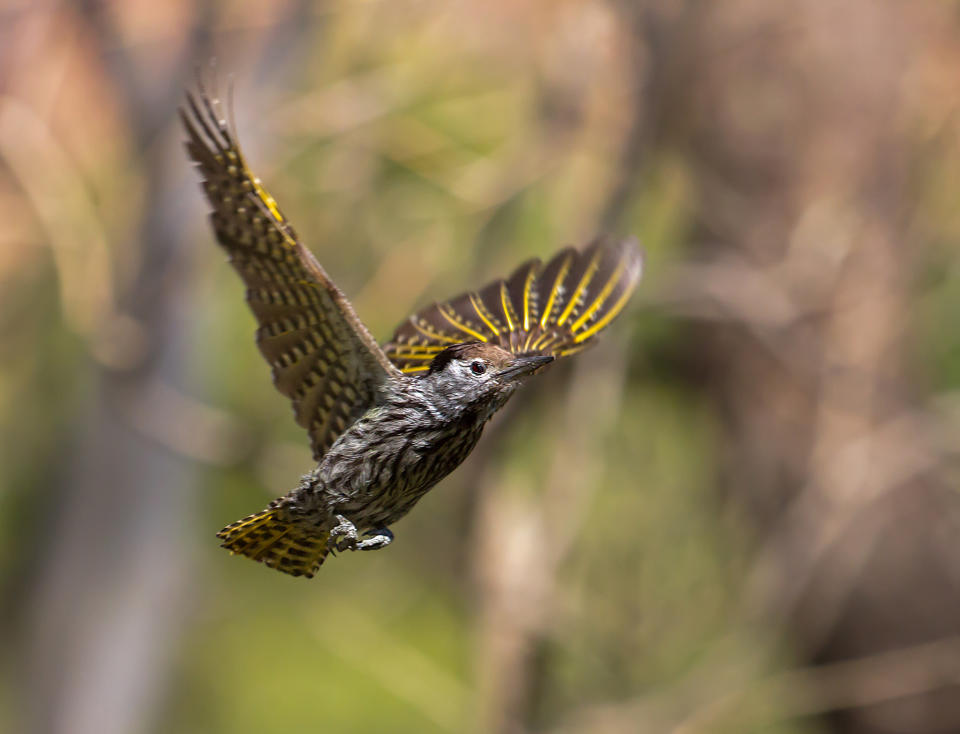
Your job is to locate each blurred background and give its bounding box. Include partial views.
[2,1,960,733]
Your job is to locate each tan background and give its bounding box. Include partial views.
[1,1,959,733]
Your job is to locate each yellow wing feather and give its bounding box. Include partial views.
[383,237,643,372]
[182,81,401,460]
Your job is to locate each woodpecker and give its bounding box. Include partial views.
[182,82,643,578]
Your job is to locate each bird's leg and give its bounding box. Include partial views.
[356,527,394,551]
[329,514,359,552]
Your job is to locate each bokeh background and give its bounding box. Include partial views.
[2,1,960,733]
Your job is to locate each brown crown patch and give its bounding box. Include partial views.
[427,342,515,374]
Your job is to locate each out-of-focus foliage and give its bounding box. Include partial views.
[1,2,959,734]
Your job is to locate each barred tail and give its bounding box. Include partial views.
[217,509,329,578]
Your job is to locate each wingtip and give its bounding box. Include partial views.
[599,234,645,283]
[621,235,646,281]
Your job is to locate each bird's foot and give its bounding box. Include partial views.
[329,514,359,552]
[356,527,394,551]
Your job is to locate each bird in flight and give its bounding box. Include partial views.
[181,81,644,578]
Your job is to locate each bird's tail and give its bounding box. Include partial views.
[217,509,329,578]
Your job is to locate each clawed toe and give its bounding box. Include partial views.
[329,514,359,552]
[357,527,394,551]
[327,517,393,553]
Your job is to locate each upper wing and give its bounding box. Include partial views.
[383,237,644,373]
[181,82,401,460]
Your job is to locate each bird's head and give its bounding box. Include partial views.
[424,342,554,419]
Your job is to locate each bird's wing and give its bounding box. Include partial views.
[181,82,401,460]
[383,237,644,373]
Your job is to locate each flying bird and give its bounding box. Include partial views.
[181,82,643,578]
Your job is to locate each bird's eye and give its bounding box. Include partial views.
[470,361,486,376]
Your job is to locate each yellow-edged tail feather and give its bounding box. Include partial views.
[217,509,329,578]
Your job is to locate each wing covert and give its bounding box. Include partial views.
[181,82,401,460]
[384,237,643,373]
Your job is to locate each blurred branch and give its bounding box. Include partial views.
[473,341,630,734]
[678,635,960,733]
[468,7,706,731]
[0,94,134,365]
[746,405,956,636]
[118,377,255,466]
[560,634,960,734]
[601,0,699,230]
[75,0,215,148]
[663,3,960,732]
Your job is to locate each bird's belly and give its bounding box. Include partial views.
[332,424,484,529]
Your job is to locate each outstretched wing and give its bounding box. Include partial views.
[383,237,643,373]
[181,82,401,460]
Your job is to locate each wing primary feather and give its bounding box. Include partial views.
[539,252,574,329]
[183,80,399,460]
[410,317,461,344]
[438,304,488,342]
[573,282,637,343]
[382,238,643,367]
[556,246,603,326]
[468,293,501,336]
[197,82,231,154]
[184,94,225,156]
[574,241,644,342]
[570,256,628,333]
[521,264,536,331]
[499,282,516,333]
[522,330,537,352]
[386,349,445,361]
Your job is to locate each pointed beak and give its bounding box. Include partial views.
[495,354,555,381]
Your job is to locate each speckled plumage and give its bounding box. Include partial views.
[273,344,520,532]
[183,80,644,578]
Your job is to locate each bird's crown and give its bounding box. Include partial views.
[426,342,513,375]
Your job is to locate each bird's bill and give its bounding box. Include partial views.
[495,354,555,381]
